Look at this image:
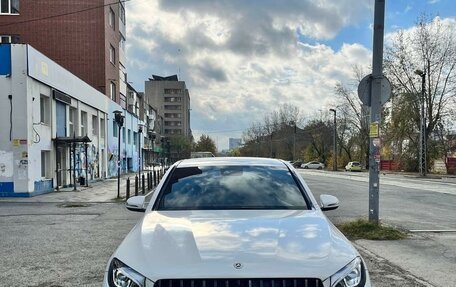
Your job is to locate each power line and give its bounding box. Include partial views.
[0,0,132,28]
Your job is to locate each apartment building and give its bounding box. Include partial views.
[145,75,191,138]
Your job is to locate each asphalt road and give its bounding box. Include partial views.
[298,170,456,230]
[298,169,456,287]
[1,171,455,286]
[0,202,142,286]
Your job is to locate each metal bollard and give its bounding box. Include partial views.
[126,177,130,199]
[147,172,150,190]
[153,170,157,186]
[148,172,152,190]
[135,175,138,196]
[142,174,145,195]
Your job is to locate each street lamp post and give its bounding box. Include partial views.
[148,131,156,169]
[415,69,427,177]
[138,123,144,185]
[329,109,337,171]
[290,121,296,161]
[113,110,124,199]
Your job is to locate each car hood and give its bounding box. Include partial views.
[114,210,358,281]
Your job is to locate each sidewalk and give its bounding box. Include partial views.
[0,171,161,203]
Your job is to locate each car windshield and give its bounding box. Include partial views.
[352,162,360,166]
[156,165,308,210]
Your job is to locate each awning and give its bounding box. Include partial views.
[54,135,92,144]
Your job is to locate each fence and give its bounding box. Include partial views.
[125,168,165,200]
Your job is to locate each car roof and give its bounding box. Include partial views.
[176,157,288,168]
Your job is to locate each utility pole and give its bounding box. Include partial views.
[368,0,385,225]
[415,70,427,177]
[138,124,143,187]
[329,109,337,171]
[113,111,124,199]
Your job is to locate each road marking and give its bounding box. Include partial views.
[298,170,456,195]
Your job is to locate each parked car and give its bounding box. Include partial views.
[292,160,303,168]
[345,161,362,172]
[103,157,371,287]
[301,161,325,169]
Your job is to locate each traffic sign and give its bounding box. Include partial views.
[358,74,392,106]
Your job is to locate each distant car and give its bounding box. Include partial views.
[292,160,303,168]
[301,161,325,169]
[345,161,362,172]
[103,157,371,287]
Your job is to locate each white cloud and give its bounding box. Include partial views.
[125,0,372,150]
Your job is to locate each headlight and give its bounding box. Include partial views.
[108,258,146,287]
[330,257,366,287]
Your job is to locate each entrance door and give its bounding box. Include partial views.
[56,101,66,137]
[56,146,67,187]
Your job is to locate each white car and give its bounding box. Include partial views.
[104,157,370,287]
[301,161,325,170]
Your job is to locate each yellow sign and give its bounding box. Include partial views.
[13,139,20,146]
[370,122,379,138]
[41,61,48,76]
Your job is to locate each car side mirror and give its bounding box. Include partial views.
[126,196,146,212]
[320,194,339,211]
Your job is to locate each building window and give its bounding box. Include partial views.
[1,0,19,14]
[41,151,50,178]
[133,132,137,145]
[127,129,131,144]
[164,113,182,118]
[164,89,182,94]
[92,115,98,136]
[109,45,116,64]
[0,35,19,43]
[40,95,50,125]
[165,121,182,127]
[164,105,182,110]
[100,118,105,138]
[80,111,87,136]
[122,127,126,143]
[164,97,182,102]
[109,7,115,29]
[69,107,77,136]
[110,82,116,101]
[112,120,118,137]
[0,35,11,43]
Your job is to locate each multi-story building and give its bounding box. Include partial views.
[145,75,192,163]
[145,75,191,138]
[0,44,108,196]
[229,138,242,150]
[0,0,146,181]
[0,0,126,105]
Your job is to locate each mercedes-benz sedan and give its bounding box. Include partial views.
[103,157,371,287]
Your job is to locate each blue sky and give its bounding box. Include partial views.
[125,0,455,150]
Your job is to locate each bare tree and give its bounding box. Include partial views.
[384,15,456,167]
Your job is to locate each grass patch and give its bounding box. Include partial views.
[336,218,408,240]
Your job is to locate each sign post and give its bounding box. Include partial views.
[357,0,389,225]
[368,0,385,225]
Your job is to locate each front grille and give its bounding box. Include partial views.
[155,279,324,287]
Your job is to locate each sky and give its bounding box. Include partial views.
[124,0,455,151]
